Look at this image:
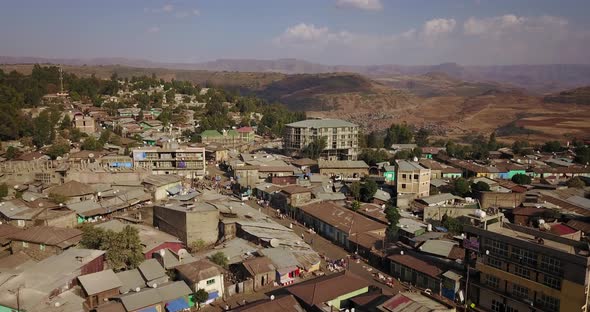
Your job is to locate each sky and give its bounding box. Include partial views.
[1,0,589,66]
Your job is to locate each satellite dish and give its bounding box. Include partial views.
[159,249,166,257]
[151,283,157,288]
[54,302,61,307]
[270,295,275,301]
[135,287,141,292]
[88,153,94,158]
[269,238,280,248]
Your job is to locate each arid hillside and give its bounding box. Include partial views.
[2,63,588,143]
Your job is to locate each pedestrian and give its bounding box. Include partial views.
[310,238,314,245]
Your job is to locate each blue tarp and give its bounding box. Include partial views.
[207,291,219,300]
[167,185,182,195]
[435,226,448,233]
[166,298,190,312]
[139,307,158,312]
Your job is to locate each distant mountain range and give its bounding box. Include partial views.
[2,56,590,93]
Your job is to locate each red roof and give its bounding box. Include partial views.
[237,127,253,133]
[550,223,578,236]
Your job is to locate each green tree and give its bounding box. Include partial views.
[351,200,361,212]
[471,181,491,192]
[193,289,209,310]
[384,123,413,148]
[47,141,70,159]
[452,178,470,197]
[359,149,390,166]
[511,140,530,155]
[0,183,8,200]
[384,201,401,241]
[566,177,586,189]
[415,128,431,147]
[5,146,19,160]
[542,141,562,153]
[350,181,361,200]
[361,180,378,202]
[442,215,464,234]
[189,239,206,253]
[32,110,54,147]
[59,114,72,130]
[80,225,144,271]
[574,146,590,165]
[487,132,498,151]
[367,131,383,148]
[511,174,532,185]
[209,252,228,269]
[303,136,327,160]
[81,136,102,151]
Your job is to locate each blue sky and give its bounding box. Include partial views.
[1,0,589,65]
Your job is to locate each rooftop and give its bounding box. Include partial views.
[286,271,369,306]
[78,269,122,296]
[318,160,369,169]
[8,226,82,247]
[299,201,386,234]
[396,160,428,171]
[286,119,357,129]
[175,259,223,282]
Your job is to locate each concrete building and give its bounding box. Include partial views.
[317,160,369,179]
[153,202,219,245]
[175,259,225,304]
[73,113,96,134]
[283,119,359,160]
[132,143,206,178]
[465,222,590,312]
[395,160,431,199]
[141,174,183,201]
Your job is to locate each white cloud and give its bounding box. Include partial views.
[423,18,457,37]
[271,15,588,65]
[276,23,331,43]
[148,4,174,13]
[464,14,568,36]
[147,26,160,33]
[335,0,382,11]
[192,9,200,16]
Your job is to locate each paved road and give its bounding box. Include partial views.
[248,200,406,296]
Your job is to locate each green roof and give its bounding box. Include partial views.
[286,119,358,128]
[200,130,223,137]
[226,130,239,137]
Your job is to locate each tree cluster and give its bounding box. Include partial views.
[79,224,144,271]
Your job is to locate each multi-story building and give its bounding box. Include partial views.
[395,160,431,198]
[283,119,359,160]
[465,222,590,312]
[72,113,96,134]
[132,142,206,178]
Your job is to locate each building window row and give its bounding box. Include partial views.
[512,283,529,299]
[537,294,560,312]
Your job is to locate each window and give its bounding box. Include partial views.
[512,283,529,299]
[537,294,560,312]
[22,242,29,248]
[402,184,406,189]
[506,306,519,312]
[491,299,504,312]
[486,256,502,269]
[39,244,45,251]
[485,275,500,288]
[542,275,561,290]
[206,278,215,285]
[511,247,537,266]
[413,174,419,180]
[486,238,508,257]
[402,174,407,179]
[540,255,562,275]
[513,265,529,279]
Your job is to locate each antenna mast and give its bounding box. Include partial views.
[59,66,64,93]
